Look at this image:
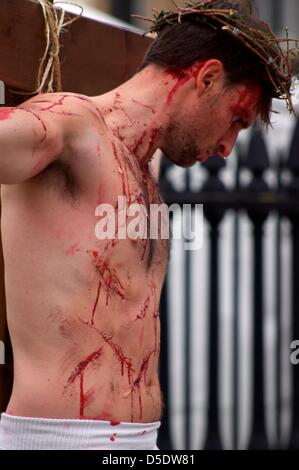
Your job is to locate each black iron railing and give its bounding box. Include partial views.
[157,122,299,450]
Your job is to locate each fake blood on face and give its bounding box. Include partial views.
[165,63,203,106]
[229,85,261,121]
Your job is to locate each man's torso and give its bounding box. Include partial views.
[0,93,169,423]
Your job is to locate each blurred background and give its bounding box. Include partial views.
[68,0,299,37]
[65,0,299,450]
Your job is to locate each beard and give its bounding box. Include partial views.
[162,121,201,168]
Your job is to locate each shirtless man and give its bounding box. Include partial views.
[0,1,294,450]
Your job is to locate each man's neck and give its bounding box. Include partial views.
[93,66,178,167]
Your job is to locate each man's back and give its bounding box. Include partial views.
[1,93,168,424]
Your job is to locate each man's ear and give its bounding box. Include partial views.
[196,60,225,95]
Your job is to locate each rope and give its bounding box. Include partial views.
[26,1,83,95]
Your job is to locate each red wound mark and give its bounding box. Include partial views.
[67,348,104,385]
[95,259,125,306]
[101,333,133,384]
[78,318,135,391]
[61,94,106,123]
[0,108,15,120]
[137,297,150,321]
[110,433,117,442]
[90,280,101,326]
[131,130,147,155]
[96,413,111,421]
[31,95,79,117]
[112,142,132,203]
[149,282,160,354]
[65,243,80,256]
[132,350,155,420]
[137,297,151,348]
[165,64,203,106]
[19,108,48,147]
[230,85,261,120]
[142,128,159,164]
[80,384,94,415]
[110,421,121,426]
[114,94,133,124]
[132,99,156,115]
[87,249,124,321]
[130,127,159,166]
[66,347,104,418]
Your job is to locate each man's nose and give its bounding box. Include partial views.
[217,129,239,158]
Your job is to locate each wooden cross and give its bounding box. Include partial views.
[0,0,151,411]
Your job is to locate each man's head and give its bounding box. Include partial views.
[157,59,262,165]
[137,0,298,165]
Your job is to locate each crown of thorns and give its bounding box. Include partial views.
[134,0,299,114]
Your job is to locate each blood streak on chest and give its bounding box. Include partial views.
[65,243,80,256]
[76,314,158,422]
[149,281,160,355]
[30,95,80,117]
[87,250,126,326]
[136,296,151,348]
[112,141,132,204]
[131,350,156,420]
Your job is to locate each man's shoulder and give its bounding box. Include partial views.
[19,92,106,123]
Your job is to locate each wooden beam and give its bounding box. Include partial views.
[0,0,151,103]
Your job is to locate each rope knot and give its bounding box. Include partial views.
[35,1,83,94]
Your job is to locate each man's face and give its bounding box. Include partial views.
[163,80,261,167]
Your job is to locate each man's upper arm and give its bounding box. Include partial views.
[0,92,101,185]
[0,96,66,184]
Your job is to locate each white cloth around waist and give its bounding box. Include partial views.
[0,413,160,450]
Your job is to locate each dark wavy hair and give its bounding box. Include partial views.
[138,2,286,124]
